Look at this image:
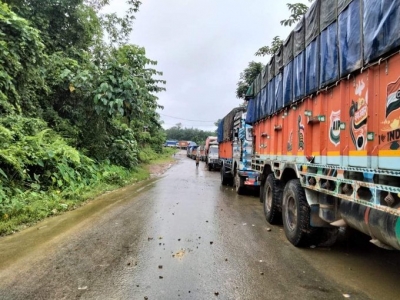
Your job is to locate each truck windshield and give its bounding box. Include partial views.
[209,146,218,154]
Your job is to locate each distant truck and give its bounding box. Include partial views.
[218,107,259,194]
[198,145,205,161]
[244,0,400,250]
[164,140,178,147]
[204,136,220,170]
[177,140,189,149]
[187,145,198,159]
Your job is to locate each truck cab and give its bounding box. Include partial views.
[207,142,219,170]
[232,112,259,194]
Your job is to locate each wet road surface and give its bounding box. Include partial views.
[1,151,400,299]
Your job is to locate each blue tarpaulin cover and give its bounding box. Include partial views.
[293,52,306,100]
[363,0,400,64]
[320,0,338,31]
[338,0,353,13]
[294,17,305,57]
[275,46,284,76]
[283,32,294,66]
[217,119,224,142]
[338,0,362,76]
[268,56,275,81]
[275,73,284,111]
[305,0,320,46]
[254,73,261,96]
[260,87,267,119]
[320,22,339,87]
[262,65,268,88]
[267,77,275,117]
[283,62,293,106]
[305,38,319,94]
[245,98,255,125]
[254,94,261,121]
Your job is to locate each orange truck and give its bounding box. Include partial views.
[177,140,189,149]
[245,0,400,249]
[218,108,259,194]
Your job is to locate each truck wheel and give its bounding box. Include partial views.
[259,181,264,203]
[263,174,282,225]
[221,166,229,186]
[282,179,313,247]
[234,172,245,195]
[208,163,213,171]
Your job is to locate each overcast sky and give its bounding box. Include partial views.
[120,0,310,131]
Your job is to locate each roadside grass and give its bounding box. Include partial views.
[0,148,176,236]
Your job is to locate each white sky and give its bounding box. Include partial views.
[116,0,310,131]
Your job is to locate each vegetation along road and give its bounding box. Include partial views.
[0,151,399,300]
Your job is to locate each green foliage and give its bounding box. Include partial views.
[236,61,264,99]
[0,0,168,234]
[254,1,312,57]
[94,45,165,122]
[0,2,46,114]
[0,116,95,196]
[280,2,312,27]
[164,127,217,145]
[255,36,283,57]
[3,0,102,53]
[107,120,138,169]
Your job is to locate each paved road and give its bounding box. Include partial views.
[1,151,400,300]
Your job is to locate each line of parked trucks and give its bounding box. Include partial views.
[193,0,400,251]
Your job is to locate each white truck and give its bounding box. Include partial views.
[204,136,220,170]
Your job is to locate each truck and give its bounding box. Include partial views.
[164,140,177,147]
[177,140,189,149]
[198,146,206,161]
[245,0,400,250]
[186,142,197,158]
[204,136,220,170]
[187,145,198,159]
[218,107,259,194]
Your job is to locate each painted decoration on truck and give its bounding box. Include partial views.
[379,77,400,150]
[287,130,293,152]
[349,80,368,150]
[298,115,305,151]
[329,110,341,146]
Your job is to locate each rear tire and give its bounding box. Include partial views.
[221,166,230,186]
[263,174,282,225]
[282,179,313,247]
[234,171,245,195]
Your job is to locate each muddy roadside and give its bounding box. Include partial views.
[0,154,178,272]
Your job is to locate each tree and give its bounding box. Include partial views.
[280,2,311,27]
[0,3,46,115]
[164,127,216,145]
[255,36,283,57]
[236,61,264,99]
[255,1,313,57]
[1,0,166,169]
[93,45,165,123]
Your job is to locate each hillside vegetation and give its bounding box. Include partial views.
[0,1,169,235]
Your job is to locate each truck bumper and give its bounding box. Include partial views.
[238,170,260,186]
